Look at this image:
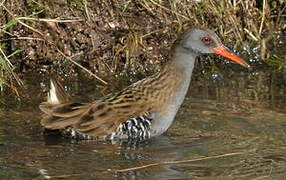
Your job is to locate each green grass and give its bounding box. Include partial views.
[0,46,23,94]
[70,0,87,11]
[267,55,286,70]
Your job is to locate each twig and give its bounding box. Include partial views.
[0,0,6,7]
[17,20,43,36]
[0,46,13,67]
[117,151,245,173]
[48,173,83,178]
[244,28,259,41]
[55,48,108,85]
[84,0,91,22]
[259,0,266,36]
[149,0,190,21]
[0,46,23,86]
[142,28,164,38]
[0,37,45,42]
[17,17,83,23]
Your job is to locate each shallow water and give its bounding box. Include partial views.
[0,67,286,179]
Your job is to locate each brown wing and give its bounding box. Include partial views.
[40,79,154,137]
[73,87,152,137]
[40,102,90,129]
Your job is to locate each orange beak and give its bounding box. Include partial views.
[213,46,250,68]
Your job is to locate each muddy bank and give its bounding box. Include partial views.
[0,0,285,92]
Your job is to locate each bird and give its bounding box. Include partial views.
[39,27,250,142]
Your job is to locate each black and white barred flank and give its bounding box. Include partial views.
[62,115,152,141]
[62,127,98,140]
[109,115,152,141]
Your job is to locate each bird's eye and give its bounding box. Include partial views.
[201,36,212,45]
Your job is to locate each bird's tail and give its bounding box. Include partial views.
[47,78,70,104]
[39,78,88,130]
[39,78,69,114]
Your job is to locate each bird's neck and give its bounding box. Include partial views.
[158,46,197,91]
[149,47,197,136]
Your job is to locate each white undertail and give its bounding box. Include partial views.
[47,80,59,104]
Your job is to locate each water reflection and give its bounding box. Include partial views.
[0,67,286,179]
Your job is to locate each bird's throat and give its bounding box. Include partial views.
[149,50,196,136]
